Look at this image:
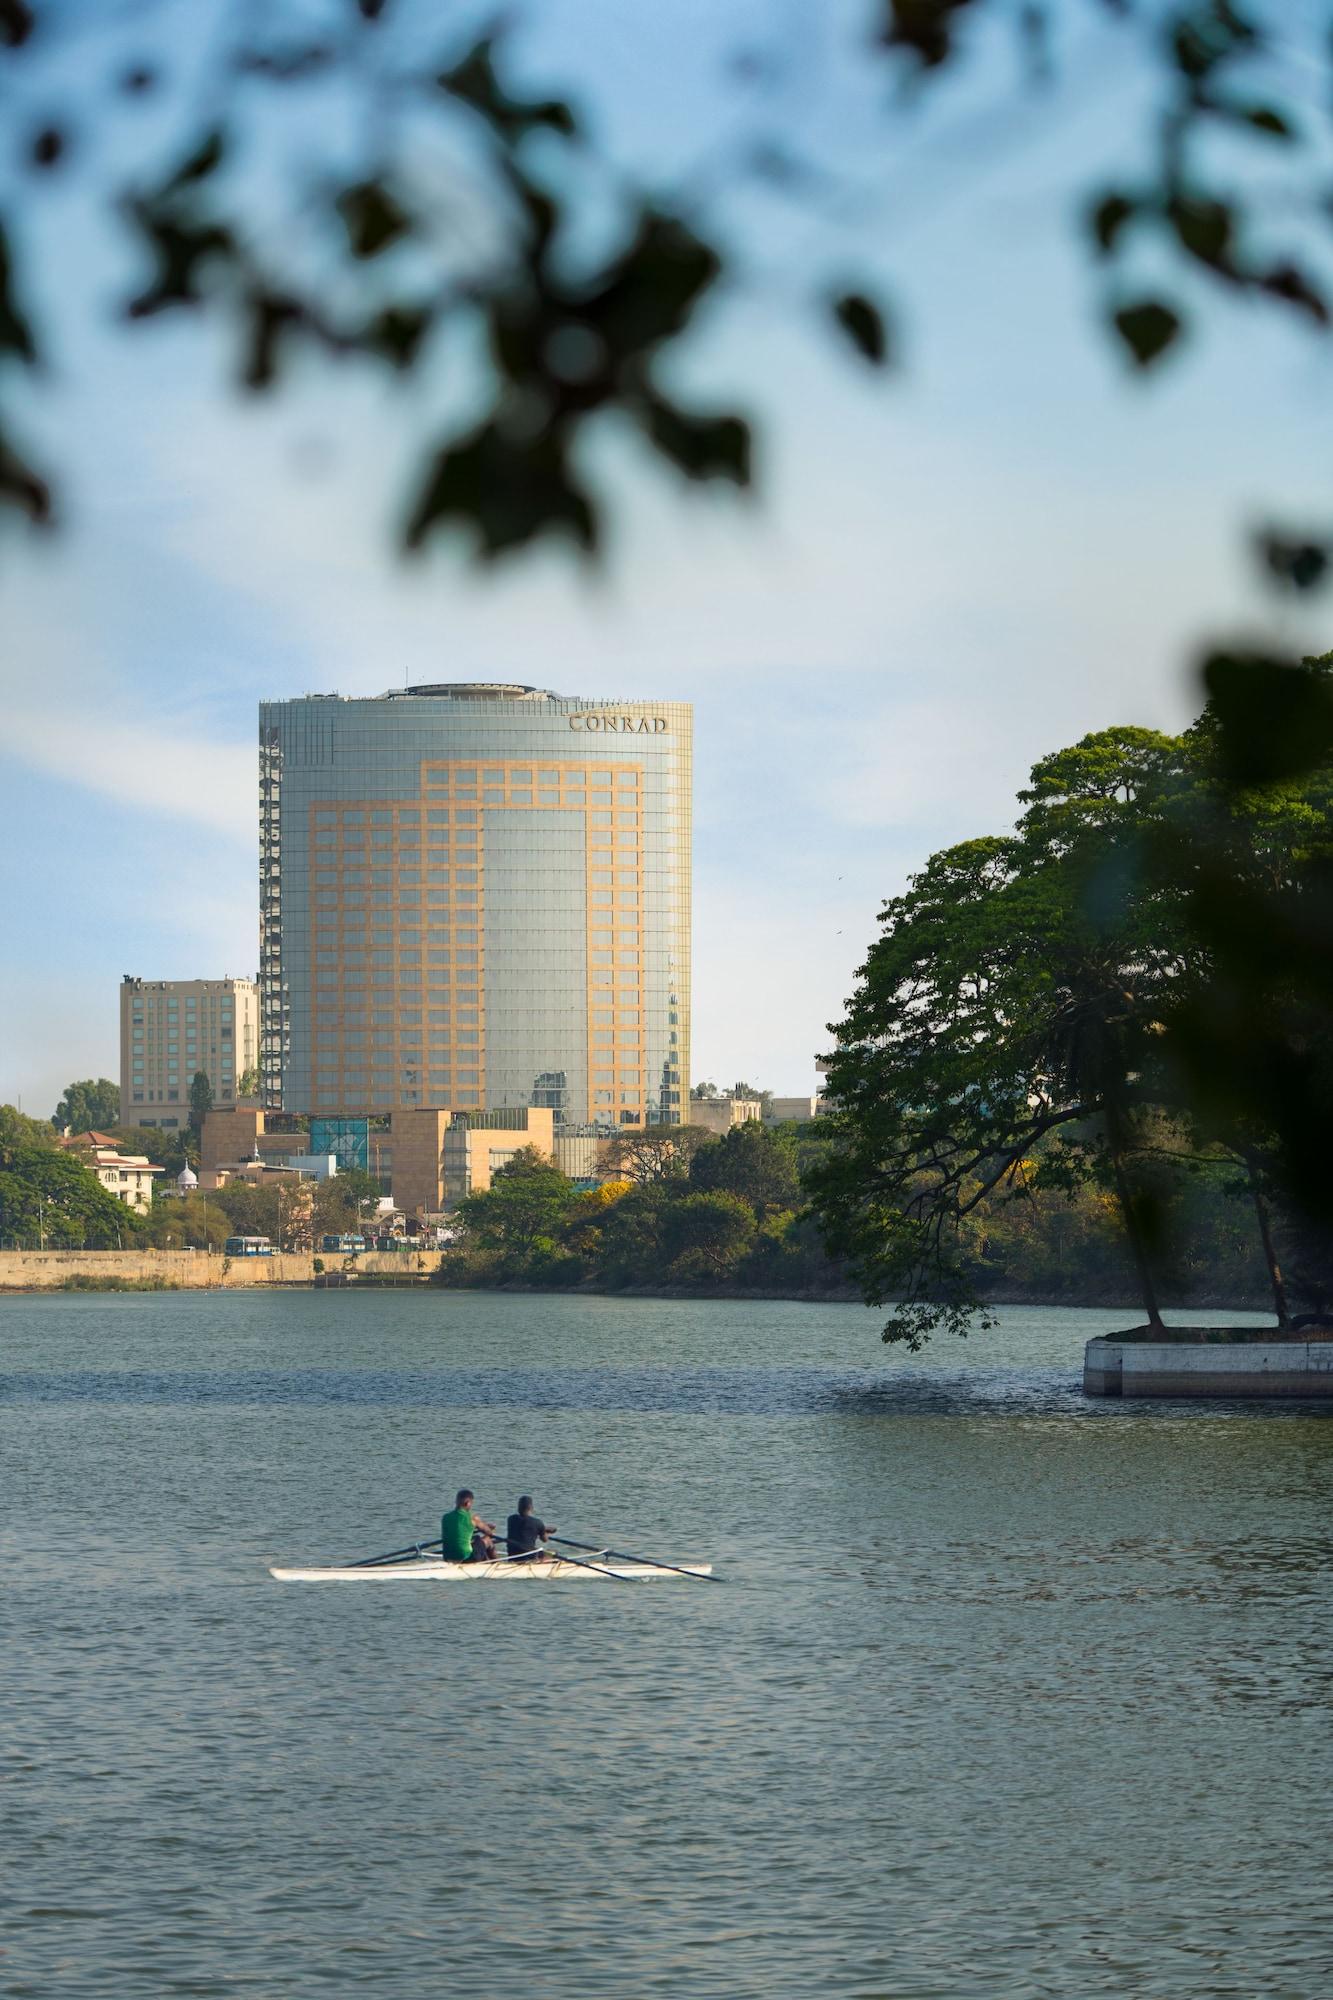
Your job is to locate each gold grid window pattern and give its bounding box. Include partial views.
[307,759,649,1121]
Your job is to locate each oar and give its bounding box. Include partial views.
[551,1535,721,1582]
[539,1544,631,1584]
[349,1537,443,1568]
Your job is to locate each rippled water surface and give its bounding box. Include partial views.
[4,1291,1332,1998]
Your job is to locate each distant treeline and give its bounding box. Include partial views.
[438,1122,1288,1310]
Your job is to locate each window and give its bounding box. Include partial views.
[591,811,612,826]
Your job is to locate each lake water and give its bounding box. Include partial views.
[3,1291,1331,1998]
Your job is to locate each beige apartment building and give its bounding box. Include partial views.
[687,1096,763,1137]
[60,1133,162,1210]
[121,976,259,1130]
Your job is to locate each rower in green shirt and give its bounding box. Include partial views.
[440,1488,498,1563]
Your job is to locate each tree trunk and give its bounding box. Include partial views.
[1110,1145,1164,1331]
[1244,1150,1291,1328]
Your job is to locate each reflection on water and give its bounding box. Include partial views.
[3,1293,1331,1998]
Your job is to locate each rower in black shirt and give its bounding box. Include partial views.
[506,1495,555,1559]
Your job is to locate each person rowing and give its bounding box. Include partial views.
[505,1495,556,1561]
[440,1488,498,1564]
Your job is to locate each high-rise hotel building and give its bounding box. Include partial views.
[259,684,691,1129]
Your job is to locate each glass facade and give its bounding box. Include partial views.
[258,685,691,1129]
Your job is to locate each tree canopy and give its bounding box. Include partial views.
[688,1121,800,1216]
[53,1078,119,1133]
[808,680,1333,1345]
[455,1146,579,1258]
[0,1110,136,1246]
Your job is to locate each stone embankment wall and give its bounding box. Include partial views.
[0,1249,444,1290]
[1085,1336,1333,1397]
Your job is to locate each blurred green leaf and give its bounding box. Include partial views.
[335,180,412,259]
[0,0,34,50]
[361,303,433,371]
[1166,196,1234,273]
[641,394,751,484]
[1089,191,1138,255]
[438,37,576,140]
[1256,531,1330,593]
[876,0,979,69]
[403,419,596,558]
[124,211,235,317]
[162,127,226,196]
[1201,651,1333,783]
[1258,261,1328,325]
[0,423,51,522]
[1112,299,1183,367]
[0,219,37,363]
[832,291,890,366]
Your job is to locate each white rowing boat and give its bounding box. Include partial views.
[269,1555,712,1583]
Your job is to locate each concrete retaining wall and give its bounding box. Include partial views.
[1085,1337,1333,1398]
[0,1249,443,1290]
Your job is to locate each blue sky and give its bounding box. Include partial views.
[2,0,1329,1117]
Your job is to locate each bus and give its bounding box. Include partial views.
[224,1235,275,1257]
[320,1234,364,1254]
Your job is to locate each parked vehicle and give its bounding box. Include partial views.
[224,1235,275,1257]
[320,1234,364,1254]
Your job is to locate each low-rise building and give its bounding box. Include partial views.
[121,975,260,1129]
[687,1096,763,1137]
[765,1095,825,1123]
[60,1133,162,1211]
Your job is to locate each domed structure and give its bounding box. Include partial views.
[177,1165,198,1192]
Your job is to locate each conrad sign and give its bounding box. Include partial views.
[569,713,668,734]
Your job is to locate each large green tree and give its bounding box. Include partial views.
[456,1147,578,1260]
[808,728,1201,1343]
[689,1123,801,1217]
[662,1191,757,1283]
[53,1078,120,1133]
[0,1109,138,1247]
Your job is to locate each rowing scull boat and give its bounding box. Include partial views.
[269,1555,712,1582]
